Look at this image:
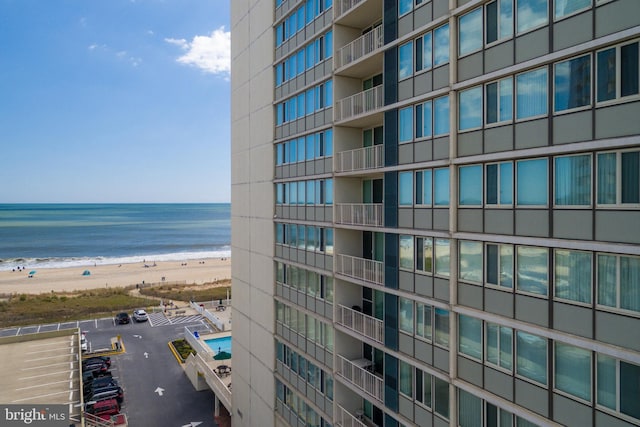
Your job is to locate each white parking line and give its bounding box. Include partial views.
[28,340,69,347]
[24,354,74,362]
[25,347,70,355]
[12,389,74,403]
[16,379,71,391]
[20,371,74,380]
[21,361,77,371]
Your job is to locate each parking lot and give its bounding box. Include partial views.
[0,312,219,427]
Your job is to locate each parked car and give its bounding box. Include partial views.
[83,370,111,383]
[132,309,148,322]
[83,356,111,368]
[84,377,118,397]
[82,360,109,377]
[85,398,120,421]
[80,332,88,352]
[115,312,130,324]
[87,385,124,404]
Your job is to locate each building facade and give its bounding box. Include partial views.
[231,0,640,426]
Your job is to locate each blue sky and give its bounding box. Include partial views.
[0,0,230,203]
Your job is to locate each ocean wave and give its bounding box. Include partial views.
[0,249,231,271]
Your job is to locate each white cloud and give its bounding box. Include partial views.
[165,26,230,76]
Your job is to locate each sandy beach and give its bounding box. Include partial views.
[0,258,231,294]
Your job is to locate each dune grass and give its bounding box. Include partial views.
[139,280,230,303]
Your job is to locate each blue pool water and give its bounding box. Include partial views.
[204,336,232,355]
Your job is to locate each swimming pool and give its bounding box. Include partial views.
[204,336,232,355]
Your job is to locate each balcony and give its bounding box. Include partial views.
[335,203,383,227]
[336,405,372,427]
[336,254,384,286]
[334,0,383,27]
[335,86,384,123]
[336,355,384,402]
[337,304,384,344]
[335,145,384,173]
[335,26,384,73]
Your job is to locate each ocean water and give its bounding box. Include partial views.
[0,204,230,271]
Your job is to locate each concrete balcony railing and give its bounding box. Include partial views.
[336,405,368,427]
[337,304,384,344]
[336,355,384,402]
[335,144,384,173]
[335,86,383,122]
[334,0,365,19]
[336,254,384,285]
[335,203,383,227]
[336,26,384,69]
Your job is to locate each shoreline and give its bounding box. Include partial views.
[0,257,231,295]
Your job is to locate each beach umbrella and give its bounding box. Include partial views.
[213,351,231,360]
[82,270,91,276]
[29,270,36,275]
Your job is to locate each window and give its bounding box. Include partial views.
[554,249,592,304]
[516,0,548,34]
[434,308,449,346]
[555,0,590,20]
[486,161,513,205]
[459,314,483,359]
[434,168,450,206]
[596,41,639,103]
[516,158,548,205]
[597,150,640,205]
[416,169,433,205]
[416,369,432,408]
[416,302,432,339]
[416,237,433,273]
[399,42,413,80]
[458,389,483,427]
[597,253,640,313]
[555,342,591,401]
[415,32,433,72]
[399,361,413,396]
[399,171,414,205]
[434,377,450,419]
[597,354,640,421]
[516,331,547,385]
[399,0,412,16]
[486,323,513,371]
[459,86,483,130]
[399,297,414,333]
[459,240,483,283]
[555,154,592,206]
[486,77,514,124]
[516,68,548,119]
[486,243,514,288]
[434,24,450,66]
[399,235,414,270]
[486,0,513,44]
[415,101,432,138]
[554,55,591,112]
[399,106,413,143]
[434,96,450,135]
[459,165,483,206]
[517,246,548,296]
[459,8,483,56]
[435,239,450,277]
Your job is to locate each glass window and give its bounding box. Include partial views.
[415,101,432,138]
[276,183,284,204]
[435,239,450,277]
[554,249,592,304]
[486,243,514,288]
[434,168,450,206]
[597,150,640,205]
[325,179,333,204]
[486,162,513,205]
[434,24,450,66]
[459,165,483,206]
[486,0,513,44]
[459,8,483,56]
[516,158,548,205]
[459,389,482,427]
[434,96,450,135]
[399,42,413,80]
[517,246,548,296]
[399,0,412,16]
[399,297,414,333]
[516,331,548,385]
[399,360,413,396]
[596,41,639,103]
[416,237,433,273]
[597,355,640,421]
[554,55,591,112]
[399,171,414,206]
[434,377,450,419]
[459,240,483,284]
[459,314,483,359]
[416,170,433,205]
[399,235,414,270]
[486,323,513,371]
[415,32,433,72]
[434,308,449,346]
[399,107,414,143]
[555,342,591,401]
[555,154,591,206]
[516,0,548,34]
[416,369,432,407]
[486,77,513,124]
[597,253,640,313]
[416,302,432,339]
[555,0,590,20]
[459,86,483,130]
[516,67,548,119]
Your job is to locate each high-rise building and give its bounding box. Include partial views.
[230,0,640,426]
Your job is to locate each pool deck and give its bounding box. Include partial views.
[199,331,233,390]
